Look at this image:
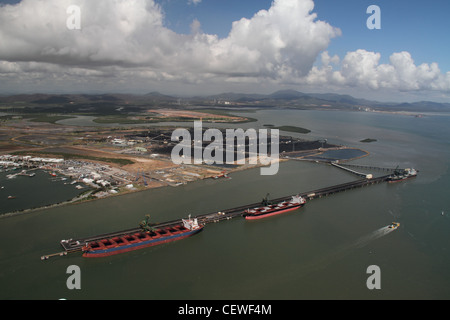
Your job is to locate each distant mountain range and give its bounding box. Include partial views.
[1,90,449,113]
[202,89,450,112]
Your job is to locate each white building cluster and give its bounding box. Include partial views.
[0,154,64,165]
[0,154,133,192]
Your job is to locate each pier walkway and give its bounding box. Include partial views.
[330,162,372,178]
[51,174,391,259]
[334,163,397,173]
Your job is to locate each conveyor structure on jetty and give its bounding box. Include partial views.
[330,162,371,178]
[43,172,395,260]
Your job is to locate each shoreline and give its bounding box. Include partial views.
[0,161,260,219]
[0,148,368,219]
[0,176,169,219]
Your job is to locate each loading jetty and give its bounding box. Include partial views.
[331,162,374,179]
[42,170,401,260]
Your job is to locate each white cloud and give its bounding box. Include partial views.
[0,0,340,88]
[0,0,339,77]
[0,0,449,100]
[303,49,450,95]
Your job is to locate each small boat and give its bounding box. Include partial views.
[7,196,16,199]
[212,171,231,179]
[389,222,400,229]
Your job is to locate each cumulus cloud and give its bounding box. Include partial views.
[304,49,450,94]
[0,0,339,82]
[0,0,449,98]
[0,0,167,66]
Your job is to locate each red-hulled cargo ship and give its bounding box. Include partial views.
[244,195,306,220]
[82,217,204,258]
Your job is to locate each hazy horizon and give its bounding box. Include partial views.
[1,0,449,103]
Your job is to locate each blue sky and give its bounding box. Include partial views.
[157,0,274,37]
[157,0,450,71]
[314,0,450,71]
[0,0,449,102]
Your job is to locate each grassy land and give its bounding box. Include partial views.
[93,111,257,124]
[360,138,377,143]
[93,115,157,124]
[266,125,311,134]
[0,114,76,124]
[193,108,257,123]
[29,115,77,124]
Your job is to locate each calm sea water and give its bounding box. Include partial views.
[1,109,450,300]
[0,170,84,215]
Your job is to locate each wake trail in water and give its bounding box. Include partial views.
[353,226,395,249]
[248,224,399,293]
[319,226,396,266]
[281,225,398,283]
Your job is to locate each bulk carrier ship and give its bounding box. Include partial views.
[388,168,417,183]
[82,216,203,258]
[244,195,306,220]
